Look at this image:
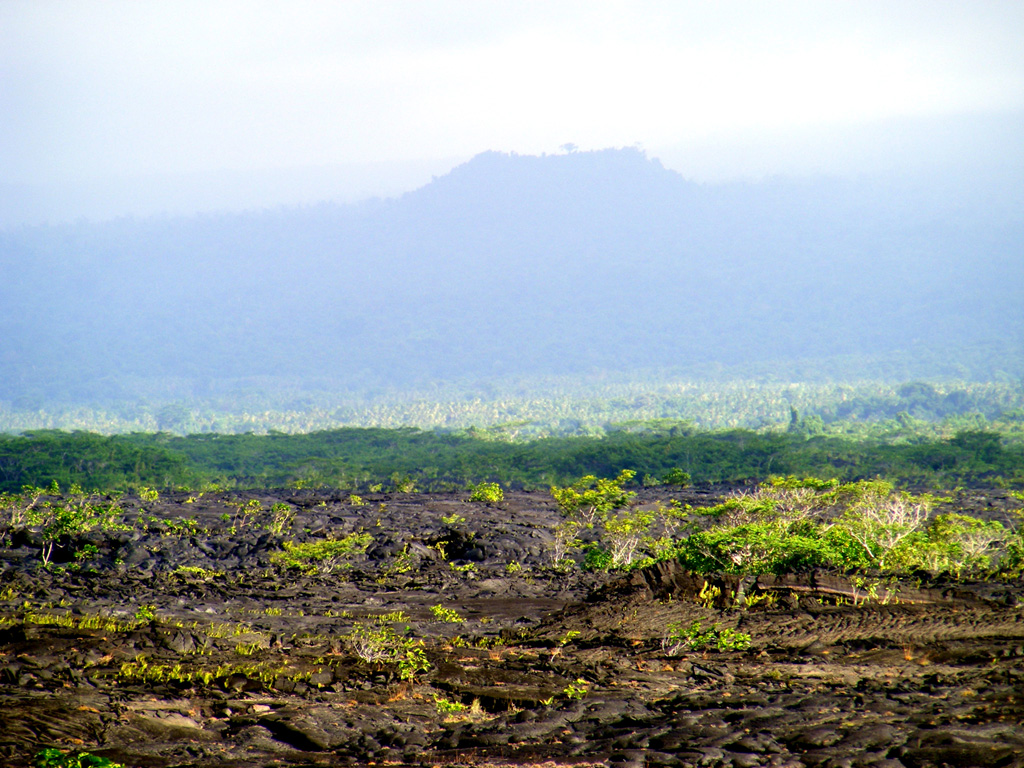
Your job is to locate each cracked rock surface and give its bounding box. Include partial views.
[1,488,1022,767]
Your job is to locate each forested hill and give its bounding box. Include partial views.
[2,148,1021,410]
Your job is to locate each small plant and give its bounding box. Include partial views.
[662,468,692,487]
[549,519,582,567]
[345,617,430,681]
[449,561,477,574]
[551,470,637,526]
[715,627,753,651]
[583,545,613,571]
[162,516,203,537]
[743,590,776,609]
[24,483,127,566]
[558,630,581,646]
[35,748,126,768]
[391,473,416,493]
[233,498,264,529]
[505,560,523,574]
[272,533,373,574]
[137,486,160,503]
[430,604,466,623]
[134,604,157,623]
[173,565,223,580]
[74,543,100,561]
[697,581,721,609]
[348,494,366,506]
[563,678,590,700]
[663,620,751,655]
[377,544,414,583]
[469,481,504,503]
[602,506,656,567]
[434,695,469,715]
[441,511,467,527]
[267,502,294,534]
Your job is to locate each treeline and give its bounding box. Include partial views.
[0,425,1021,493]
[3,377,1022,440]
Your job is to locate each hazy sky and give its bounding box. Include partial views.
[2,1,1022,222]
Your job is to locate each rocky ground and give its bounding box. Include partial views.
[1,487,1023,768]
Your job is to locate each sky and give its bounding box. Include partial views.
[2,0,1023,225]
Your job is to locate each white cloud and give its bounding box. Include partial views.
[1,0,1021,207]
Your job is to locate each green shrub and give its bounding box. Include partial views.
[602,506,656,567]
[24,483,127,566]
[669,477,955,576]
[662,468,692,487]
[434,695,469,715]
[551,469,636,525]
[551,470,656,568]
[441,512,467,527]
[469,481,504,503]
[430,604,466,623]
[548,518,582,567]
[345,617,430,681]
[583,545,613,571]
[390,473,416,493]
[833,481,934,569]
[137,486,159,503]
[267,502,294,534]
[562,678,590,700]
[35,749,126,768]
[662,620,751,654]
[272,533,372,574]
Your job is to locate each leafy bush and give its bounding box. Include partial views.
[430,604,466,623]
[551,470,636,525]
[562,678,590,700]
[662,620,751,654]
[469,481,504,503]
[441,512,467,527]
[582,545,613,571]
[267,502,294,534]
[833,481,934,569]
[272,533,372,574]
[549,519,582,568]
[1004,493,1024,573]
[671,477,969,576]
[434,695,468,715]
[35,749,125,768]
[602,507,656,567]
[345,617,430,681]
[914,513,1007,575]
[550,470,654,568]
[137,486,159,503]
[662,468,692,487]
[390,473,416,493]
[22,483,127,565]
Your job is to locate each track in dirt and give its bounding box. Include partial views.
[1,488,1023,768]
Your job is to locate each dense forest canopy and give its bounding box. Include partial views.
[2,149,1021,434]
[1,422,1021,494]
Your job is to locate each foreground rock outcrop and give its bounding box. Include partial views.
[1,489,1022,767]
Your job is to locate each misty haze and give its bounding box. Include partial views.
[4,6,1024,768]
[3,2,1023,436]
[2,144,1022,433]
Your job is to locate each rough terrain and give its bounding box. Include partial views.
[1,488,1022,768]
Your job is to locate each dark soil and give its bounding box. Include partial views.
[1,488,1022,768]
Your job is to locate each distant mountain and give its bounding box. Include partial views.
[1,148,1021,410]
